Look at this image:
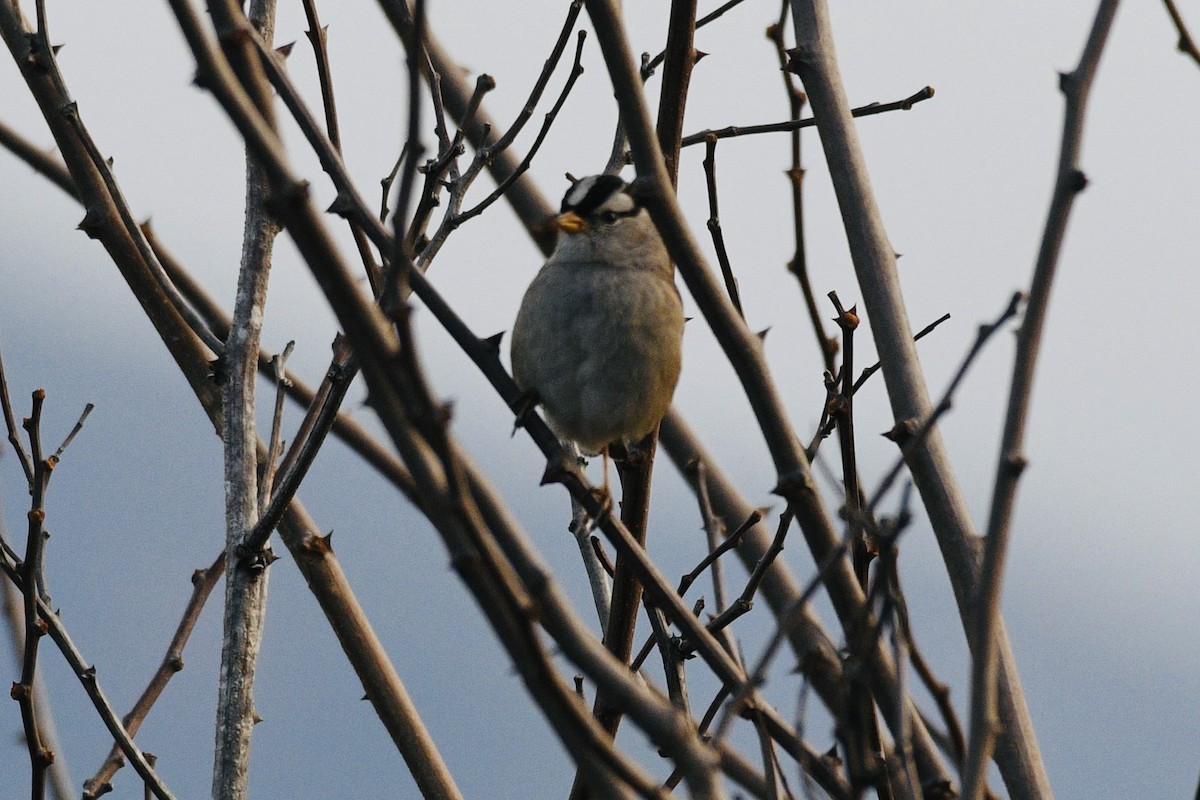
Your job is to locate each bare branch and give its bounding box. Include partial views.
[1,550,176,800]
[0,338,35,485]
[0,119,78,200]
[681,86,935,148]
[702,136,744,318]
[784,0,1052,792]
[205,1,281,796]
[83,553,224,798]
[963,3,1121,798]
[1163,0,1200,68]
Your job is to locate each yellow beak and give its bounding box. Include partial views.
[554,210,588,233]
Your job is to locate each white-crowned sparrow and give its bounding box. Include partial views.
[511,174,684,459]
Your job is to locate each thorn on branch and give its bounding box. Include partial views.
[76,207,103,239]
[783,46,808,75]
[482,331,505,354]
[883,418,919,445]
[771,468,814,499]
[326,192,354,217]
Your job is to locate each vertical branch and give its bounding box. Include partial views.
[586,0,698,768]
[3,576,75,800]
[655,0,699,184]
[766,11,835,373]
[784,0,1053,795]
[207,0,280,797]
[962,2,1120,798]
[391,0,427,263]
[3,381,91,800]
[17,389,52,800]
[702,137,744,318]
[259,341,294,513]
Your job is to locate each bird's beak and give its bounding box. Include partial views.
[554,210,588,233]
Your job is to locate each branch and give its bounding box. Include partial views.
[17,389,52,800]
[963,3,1121,798]
[206,1,280,796]
[679,86,935,147]
[3,5,462,796]
[0,552,176,800]
[0,119,78,200]
[83,553,224,798]
[166,0,743,793]
[1,574,75,800]
[582,2,954,789]
[1163,0,1200,68]
[374,0,560,254]
[767,10,836,374]
[784,0,1052,794]
[701,136,744,318]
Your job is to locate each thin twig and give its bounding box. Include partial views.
[655,0,699,184]
[50,402,93,463]
[680,86,935,148]
[852,313,951,395]
[1163,0,1200,67]
[258,340,294,514]
[867,294,1023,518]
[446,30,587,234]
[243,344,357,551]
[628,508,760,673]
[0,552,177,800]
[826,292,866,587]
[702,136,744,318]
[691,459,731,613]
[83,553,225,798]
[390,0,427,264]
[768,7,835,374]
[2,571,75,800]
[299,0,383,287]
[699,508,795,641]
[0,339,35,484]
[478,0,583,163]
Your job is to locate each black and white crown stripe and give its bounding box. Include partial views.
[561,174,638,218]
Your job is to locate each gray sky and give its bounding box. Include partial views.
[3,1,1199,797]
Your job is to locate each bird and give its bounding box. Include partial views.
[511,173,684,480]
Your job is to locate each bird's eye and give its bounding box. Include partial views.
[601,210,620,224]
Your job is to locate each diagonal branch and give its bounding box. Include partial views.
[963,3,1121,798]
[1162,0,1200,68]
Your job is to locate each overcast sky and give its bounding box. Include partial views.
[2,1,1199,798]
